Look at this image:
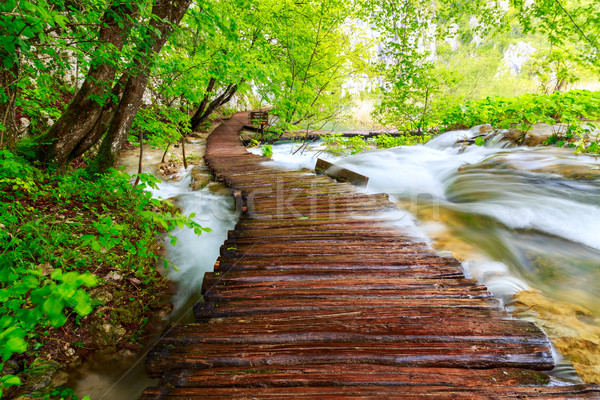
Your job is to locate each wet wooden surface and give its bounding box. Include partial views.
[141,113,600,399]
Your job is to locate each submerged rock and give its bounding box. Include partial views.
[156,162,183,180]
[512,290,600,384]
[206,182,231,195]
[190,165,211,191]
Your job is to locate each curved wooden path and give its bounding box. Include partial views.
[141,114,600,399]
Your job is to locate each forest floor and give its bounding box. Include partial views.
[0,151,192,399]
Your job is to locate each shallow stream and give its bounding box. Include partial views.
[72,143,239,399]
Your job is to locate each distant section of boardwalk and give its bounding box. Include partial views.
[141,113,600,399]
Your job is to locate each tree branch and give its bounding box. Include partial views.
[553,0,600,52]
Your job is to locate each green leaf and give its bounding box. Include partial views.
[0,315,13,330]
[1,329,27,360]
[43,296,65,316]
[50,269,63,280]
[71,290,93,316]
[47,312,67,328]
[57,284,76,299]
[76,273,98,287]
[3,40,15,55]
[1,374,21,386]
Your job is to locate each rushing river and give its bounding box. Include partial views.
[257,131,600,311]
[255,127,600,382]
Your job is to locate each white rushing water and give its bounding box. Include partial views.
[149,171,240,311]
[261,133,600,315]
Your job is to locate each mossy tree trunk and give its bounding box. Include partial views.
[87,0,192,176]
[69,73,129,161]
[34,1,137,166]
[0,54,19,149]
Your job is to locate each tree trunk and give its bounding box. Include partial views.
[181,135,187,169]
[35,1,137,166]
[161,142,171,163]
[190,81,241,131]
[190,78,216,130]
[0,55,19,149]
[133,128,144,187]
[87,0,192,176]
[69,72,129,160]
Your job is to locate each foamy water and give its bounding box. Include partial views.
[263,133,600,321]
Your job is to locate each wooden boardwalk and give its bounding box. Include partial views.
[141,114,600,399]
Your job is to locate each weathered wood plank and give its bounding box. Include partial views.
[146,340,553,376]
[140,385,600,400]
[193,297,506,321]
[315,158,369,187]
[156,365,569,388]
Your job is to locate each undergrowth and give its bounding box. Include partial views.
[439,90,600,154]
[321,133,432,156]
[0,150,208,399]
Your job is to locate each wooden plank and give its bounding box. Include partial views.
[146,341,554,376]
[141,385,600,400]
[193,298,506,322]
[315,158,369,187]
[157,365,567,388]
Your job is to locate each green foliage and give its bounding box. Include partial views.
[374,133,432,148]
[262,0,370,127]
[251,127,285,144]
[261,144,273,158]
[360,0,600,132]
[0,373,21,399]
[322,132,432,156]
[17,76,72,136]
[439,90,600,153]
[474,136,486,146]
[440,89,600,132]
[0,150,207,395]
[322,133,370,156]
[0,0,105,70]
[523,48,582,94]
[130,106,191,153]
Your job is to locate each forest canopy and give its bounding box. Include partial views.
[1,0,598,169]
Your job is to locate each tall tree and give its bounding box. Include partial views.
[262,0,369,127]
[148,0,264,132]
[87,0,192,175]
[34,0,139,166]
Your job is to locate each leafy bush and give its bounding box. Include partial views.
[322,133,431,156]
[261,144,273,158]
[374,133,432,148]
[322,133,370,156]
[0,150,207,396]
[440,90,600,133]
[439,90,600,153]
